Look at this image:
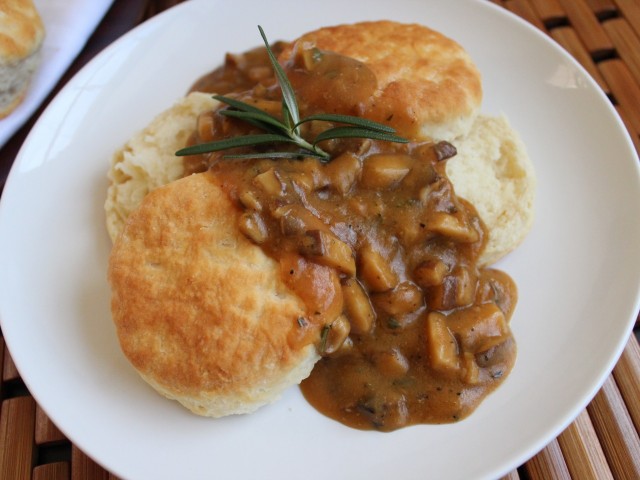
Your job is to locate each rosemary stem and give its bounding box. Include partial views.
[290,132,329,159]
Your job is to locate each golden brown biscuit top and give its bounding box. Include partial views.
[108,172,324,398]
[0,0,45,61]
[279,20,482,140]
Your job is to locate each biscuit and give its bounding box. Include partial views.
[105,92,219,242]
[447,114,536,266]
[0,0,45,118]
[279,20,482,142]
[108,171,323,417]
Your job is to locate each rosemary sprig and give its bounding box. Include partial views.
[175,26,408,163]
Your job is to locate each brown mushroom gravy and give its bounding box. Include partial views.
[185,43,517,431]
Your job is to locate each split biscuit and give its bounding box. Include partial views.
[105,92,219,242]
[448,114,536,266]
[279,20,483,142]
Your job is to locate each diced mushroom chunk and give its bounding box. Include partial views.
[433,141,457,161]
[253,168,284,196]
[299,46,322,70]
[288,171,316,192]
[300,230,356,276]
[460,352,480,384]
[322,315,351,355]
[371,282,424,316]
[324,152,362,194]
[274,204,327,235]
[238,212,268,244]
[425,266,478,311]
[237,187,263,211]
[375,348,410,378]
[414,259,449,288]
[342,278,375,335]
[426,312,459,374]
[358,243,399,292]
[453,266,476,307]
[360,154,413,189]
[426,212,478,243]
[447,303,510,353]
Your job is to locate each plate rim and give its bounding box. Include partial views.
[1,1,639,479]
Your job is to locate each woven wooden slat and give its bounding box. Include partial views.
[528,0,567,25]
[556,0,615,57]
[614,0,640,38]
[586,0,618,19]
[0,338,3,402]
[523,438,572,479]
[500,470,521,480]
[0,396,36,480]
[587,375,640,479]
[599,60,640,135]
[2,342,20,383]
[602,18,640,87]
[32,462,70,480]
[612,335,640,433]
[35,404,66,446]
[557,410,614,479]
[71,446,118,480]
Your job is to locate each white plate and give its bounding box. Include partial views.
[1,1,639,479]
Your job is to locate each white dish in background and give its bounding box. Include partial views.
[0,0,114,148]
[1,1,639,479]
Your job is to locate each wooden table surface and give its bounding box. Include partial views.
[1,0,639,479]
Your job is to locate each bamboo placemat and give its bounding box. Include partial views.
[0,0,639,478]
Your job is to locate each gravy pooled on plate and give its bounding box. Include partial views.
[184,32,517,431]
